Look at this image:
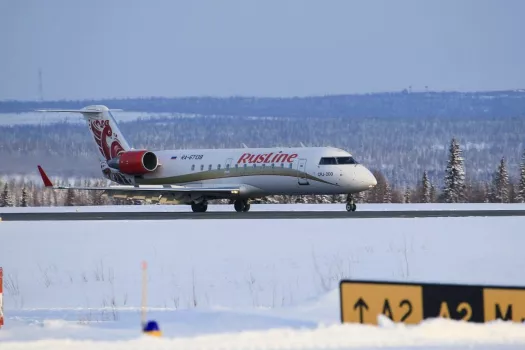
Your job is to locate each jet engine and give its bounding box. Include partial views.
[107,150,159,175]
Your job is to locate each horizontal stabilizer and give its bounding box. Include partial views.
[35,109,101,113]
[36,108,123,113]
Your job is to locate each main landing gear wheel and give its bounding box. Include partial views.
[346,194,357,212]
[234,199,251,212]
[191,202,208,213]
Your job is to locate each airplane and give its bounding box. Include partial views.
[36,105,377,212]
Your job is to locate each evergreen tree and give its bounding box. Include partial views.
[509,184,517,203]
[422,171,431,203]
[354,191,366,203]
[483,182,491,203]
[429,183,436,203]
[0,183,7,207]
[467,181,487,203]
[0,183,14,207]
[392,188,404,203]
[64,188,76,206]
[443,138,466,203]
[491,157,510,203]
[403,188,411,203]
[21,187,29,207]
[90,190,106,206]
[384,182,392,203]
[516,151,525,203]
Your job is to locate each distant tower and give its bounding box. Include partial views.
[38,68,44,101]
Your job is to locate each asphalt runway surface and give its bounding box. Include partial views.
[2,210,525,221]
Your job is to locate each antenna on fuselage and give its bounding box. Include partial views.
[300,142,306,147]
[241,143,248,148]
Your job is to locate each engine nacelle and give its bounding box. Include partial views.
[107,150,159,175]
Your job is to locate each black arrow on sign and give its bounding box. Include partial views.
[353,298,369,323]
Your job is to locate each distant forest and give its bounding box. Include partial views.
[2,89,525,118]
[1,90,524,189]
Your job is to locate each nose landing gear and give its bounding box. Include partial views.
[346,195,357,212]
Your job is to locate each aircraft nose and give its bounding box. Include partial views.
[367,169,377,188]
[348,165,377,191]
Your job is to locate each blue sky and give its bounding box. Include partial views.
[1,0,524,100]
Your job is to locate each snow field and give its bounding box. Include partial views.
[0,209,525,349]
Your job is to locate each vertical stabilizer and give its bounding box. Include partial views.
[37,105,134,184]
[38,105,130,162]
[83,106,130,162]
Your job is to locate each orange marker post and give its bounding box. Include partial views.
[141,261,161,337]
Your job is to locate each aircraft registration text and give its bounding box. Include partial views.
[181,154,204,160]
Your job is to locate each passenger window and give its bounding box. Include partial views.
[281,163,284,168]
[253,164,256,168]
[208,164,212,171]
[200,164,204,171]
[218,164,221,170]
[271,163,275,168]
[289,163,292,168]
[262,164,266,168]
[191,164,195,171]
[244,164,247,168]
[235,164,238,168]
[226,163,230,169]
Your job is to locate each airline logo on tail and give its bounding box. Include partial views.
[89,119,126,161]
[36,106,134,185]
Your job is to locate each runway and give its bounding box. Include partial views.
[2,210,525,221]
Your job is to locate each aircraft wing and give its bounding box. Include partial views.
[37,166,240,203]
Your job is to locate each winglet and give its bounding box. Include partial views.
[37,165,53,187]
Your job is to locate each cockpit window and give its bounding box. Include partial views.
[319,157,337,165]
[336,156,358,164]
[319,156,358,165]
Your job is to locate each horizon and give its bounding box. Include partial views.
[1,87,525,103]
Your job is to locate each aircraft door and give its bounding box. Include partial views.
[297,158,309,185]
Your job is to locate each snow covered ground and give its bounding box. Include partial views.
[1,205,525,349]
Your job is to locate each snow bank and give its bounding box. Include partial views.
[2,317,525,350]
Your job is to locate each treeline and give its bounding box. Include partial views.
[1,139,524,207]
[1,113,524,187]
[2,90,525,118]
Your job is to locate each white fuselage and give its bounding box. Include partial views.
[36,105,377,205]
[133,146,377,198]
